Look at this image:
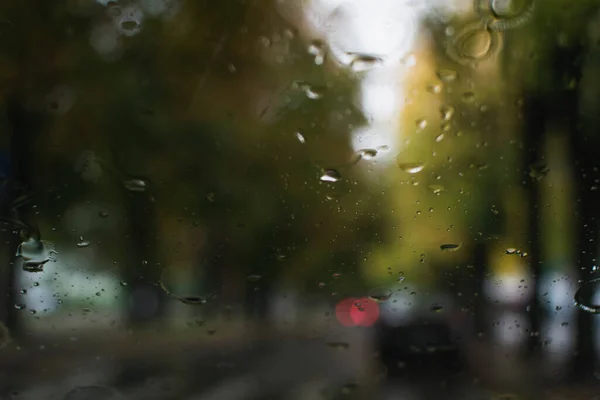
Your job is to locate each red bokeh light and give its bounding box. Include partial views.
[335,297,380,327]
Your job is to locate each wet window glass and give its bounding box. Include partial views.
[1,0,600,398]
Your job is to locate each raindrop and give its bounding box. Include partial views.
[431,304,444,312]
[436,68,458,83]
[402,53,417,67]
[123,178,148,192]
[247,274,262,282]
[358,148,378,160]
[440,243,461,251]
[462,92,476,102]
[98,210,109,218]
[446,22,501,65]
[76,151,103,182]
[349,53,384,72]
[368,286,393,303]
[119,281,128,286]
[320,169,341,183]
[120,20,139,32]
[428,184,445,195]
[397,160,425,174]
[159,262,216,306]
[308,41,323,55]
[505,248,527,257]
[574,278,600,314]
[178,296,206,305]
[107,3,121,17]
[475,0,535,31]
[64,385,124,400]
[427,83,443,94]
[295,131,306,144]
[435,133,445,143]
[19,289,27,294]
[304,85,325,100]
[76,237,91,248]
[16,238,57,273]
[440,105,455,121]
[416,118,428,131]
[459,30,492,58]
[14,304,25,310]
[529,161,549,181]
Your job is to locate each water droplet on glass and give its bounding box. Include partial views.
[247,274,262,282]
[459,29,493,59]
[64,385,124,400]
[349,53,384,72]
[440,105,455,121]
[98,210,109,218]
[76,237,91,248]
[295,131,306,144]
[308,40,326,65]
[402,53,417,67]
[16,238,57,273]
[397,161,425,174]
[436,69,458,83]
[529,161,549,181]
[320,169,341,182]
[575,278,600,314]
[505,247,528,257]
[19,289,27,294]
[123,178,148,192]
[120,20,139,32]
[368,286,393,303]
[427,84,443,94]
[159,262,216,306]
[120,281,128,286]
[428,185,445,195]
[107,4,122,17]
[431,304,444,312]
[479,0,535,31]
[446,22,501,65]
[440,243,461,251]
[178,296,206,305]
[416,118,428,131]
[358,148,378,160]
[435,133,445,143]
[304,85,325,100]
[462,92,476,102]
[75,151,103,182]
[14,304,25,310]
